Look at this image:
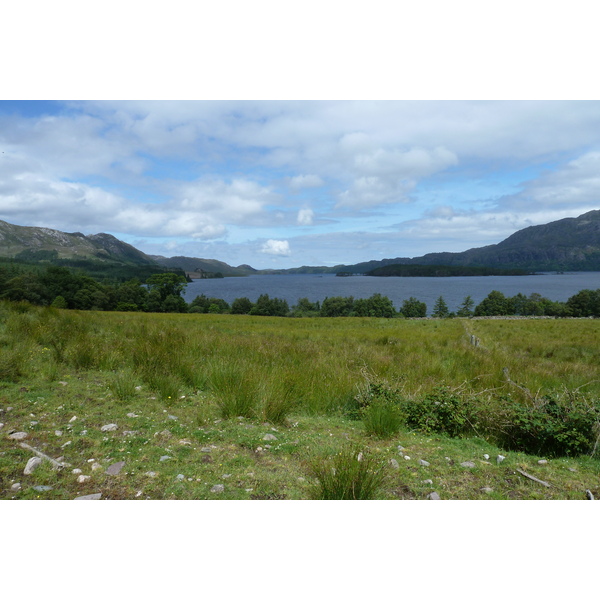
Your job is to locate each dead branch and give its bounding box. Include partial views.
[19,442,65,470]
[502,368,534,400]
[516,468,551,488]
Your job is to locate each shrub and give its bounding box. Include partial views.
[307,446,387,500]
[402,387,470,437]
[492,394,600,457]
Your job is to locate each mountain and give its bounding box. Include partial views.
[150,255,257,277]
[0,220,156,265]
[331,209,600,274]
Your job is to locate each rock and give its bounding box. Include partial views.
[80,430,87,436]
[568,467,577,473]
[389,459,400,469]
[24,457,42,475]
[397,445,405,451]
[427,492,441,500]
[72,468,83,475]
[59,381,68,386]
[168,415,178,421]
[419,459,430,467]
[422,479,433,485]
[201,447,212,453]
[69,415,77,422]
[255,447,264,453]
[483,454,490,460]
[297,477,305,482]
[55,430,63,436]
[61,440,72,448]
[11,482,22,491]
[201,455,213,463]
[74,493,102,500]
[460,461,476,468]
[496,455,506,464]
[262,433,277,441]
[77,475,91,483]
[404,455,411,460]
[176,474,185,481]
[145,471,158,478]
[221,474,232,479]
[91,463,103,472]
[101,423,118,432]
[8,431,28,440]
[159,455,172,462]
[127,413,139,417]
[481,487,494,493]
[210,484,225,493]
[33,485,53,492]
[105,461,125,475]
[538,460,548,465]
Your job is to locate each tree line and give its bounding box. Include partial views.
[1,264,600,318]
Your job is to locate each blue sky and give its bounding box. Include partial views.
[1,100,600,269]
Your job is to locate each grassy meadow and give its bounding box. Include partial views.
[1,300,600,500]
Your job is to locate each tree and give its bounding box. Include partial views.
[291,297,320,317]
[432,296,450,318]
[400,297,427,318]
[249,294,289,316]
[320,296,354,317]
[474,290,514,316]
[353,293,396,318]
[231,297,254,315]
[146,273,188,301]
[456,295,474,317]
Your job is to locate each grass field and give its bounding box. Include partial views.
[1,301,599,500]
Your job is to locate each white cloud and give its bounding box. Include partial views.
[260,239,291,255]
[297,208,314,226]
[288,174,324,190]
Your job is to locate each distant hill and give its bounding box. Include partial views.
[330,209,600,274]
[150,255,257,277]
[0,220,155,265]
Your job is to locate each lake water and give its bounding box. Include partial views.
[182,272,600,313]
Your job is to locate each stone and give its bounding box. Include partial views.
[72,468,83,474]
[0,423,3,429]
[201,447,212,453]
[483,454,490,460]
[568,467,577,473]
[255,447,264,453]
[201,455,213,463]
[91,463,103,472]
[538,460,548,465]
[69,415,77,422]
[127,413,139,417]
[11,482,22,491]
[481,487,494,493]
[74,493,102,500]
[210,484,225,493]
[105,461,125,475]
[461,461,476,468]
[221,474,231,479]
[77,475,91,483]
[262,433,277,441]
[101,423,118,432]
[159,455,172,462]
[422,479,433,485]
[427,492,441,500]
[419,459,430,467]
[55,430,63,436]
[61,440,72,448]
[33,485,53,492]
[168,415,178,420]
[404,455,411,460]
[8,431,28,440]
[145,471,158,478]
[24,457,42,475]
[389,459,400,469]
[496,455,506,464]
[176,474,185,481]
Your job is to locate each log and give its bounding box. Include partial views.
[516,468,551,488]
[19,442,65,470]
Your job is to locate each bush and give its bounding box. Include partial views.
[307,445,387,500]
[492,395,600,457]
[402,387,470,437]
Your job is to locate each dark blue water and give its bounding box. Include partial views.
[182,272,600,313]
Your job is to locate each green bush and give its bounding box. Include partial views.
[402,387,470,437]
[307,446,387,500]
[494,395,600,457]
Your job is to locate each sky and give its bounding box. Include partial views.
[2,99,600,269]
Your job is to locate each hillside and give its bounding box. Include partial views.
[0,220,155,266]
[150,255,257,277]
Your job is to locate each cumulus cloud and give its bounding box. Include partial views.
[297,208,314,226]
[260,239,291,255]
[288,174,324,190]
